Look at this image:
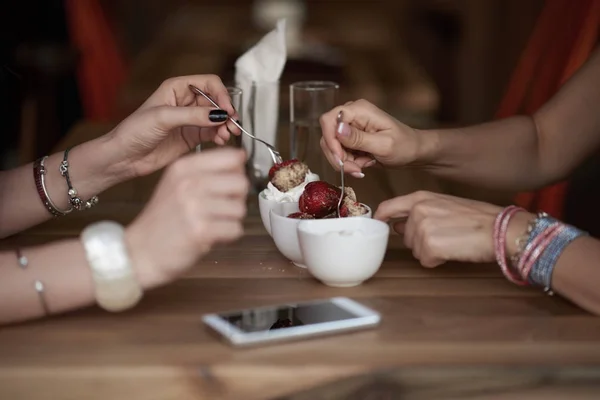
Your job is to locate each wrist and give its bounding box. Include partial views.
[44,134,131,209]
[124,223,167,291]
[412,128,441,166]
[505,210,536,259]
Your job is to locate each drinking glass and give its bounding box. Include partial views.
[289,81,340,184]
[227,86,243,149]
[241,80,280,192]
[195,86,243,152]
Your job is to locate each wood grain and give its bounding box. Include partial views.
[1,124,599,399]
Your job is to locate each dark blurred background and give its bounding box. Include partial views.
[0,0,545,169]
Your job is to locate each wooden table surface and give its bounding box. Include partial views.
[1,123,600,400]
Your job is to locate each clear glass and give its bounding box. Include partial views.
[195,86,243,153]
[289,81,340,184]
[227,86,243,149]
[242,80,280,192]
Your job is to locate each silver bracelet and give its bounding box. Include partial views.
[59,147,99,211]
[15,248,50,316]
[33,156,73,217]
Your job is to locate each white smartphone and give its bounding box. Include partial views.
[202,297,381,347]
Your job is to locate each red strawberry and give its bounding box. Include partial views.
[269,159,299,180]
[287,212,314,219]
[299,181,342,218]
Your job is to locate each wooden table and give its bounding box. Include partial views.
[1,124,600,399]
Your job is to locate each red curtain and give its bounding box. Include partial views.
[496,0,600,219]
[65,0,128,121]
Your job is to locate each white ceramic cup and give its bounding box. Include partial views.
[269,204,305,267]
[297,217,389,287]
[259,190,299,236]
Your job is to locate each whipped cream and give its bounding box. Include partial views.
[263,171,319,202]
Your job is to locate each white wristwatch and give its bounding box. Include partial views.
[81,221,143,312]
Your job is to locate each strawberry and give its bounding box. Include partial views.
[299,181,342,218]
[269,159,299,180]
[287,212,314,219]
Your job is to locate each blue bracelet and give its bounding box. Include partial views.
[526,215,588,294]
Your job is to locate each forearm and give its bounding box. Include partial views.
[551,236,600,316]
[0,239,95,325]
[0,134,129,238]
[419,46,600,191]
[419,115,545,191]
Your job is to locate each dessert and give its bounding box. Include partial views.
[291,181,368,219]
[263,159,319,202]
[287,212,314,219]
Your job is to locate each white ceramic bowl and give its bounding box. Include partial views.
[269,204,305,267]
[270,205,372,269]
[297,217,389,287]
[258,191,299,236]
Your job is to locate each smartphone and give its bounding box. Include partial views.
[202,297,381,347]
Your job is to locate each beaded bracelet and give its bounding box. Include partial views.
[499,210,588,295]
[527,217,588,294]
[59,147,99,211]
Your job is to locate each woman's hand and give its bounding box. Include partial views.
[319,99,431,176]
[125,147,249,289]
[106,75,241,179]
[374,191,505,267]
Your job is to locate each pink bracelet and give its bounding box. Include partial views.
[493,206,527,285]
[517,223,560,278]
[520,224,564,281]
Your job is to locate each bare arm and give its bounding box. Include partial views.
[0,134,128,238]
[422,46,600,191]
[0,240,97,324]
[506,212,600,315]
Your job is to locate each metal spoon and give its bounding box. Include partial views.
[337,160,345,218]
[336,111,345,218]
[188,84,283,164]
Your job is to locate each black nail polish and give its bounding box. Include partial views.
[209,109,228,122]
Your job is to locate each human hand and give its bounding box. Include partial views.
[319,99,425,177]
[374,191,507,267]
[106,75,241,179]
[125,147,249,289]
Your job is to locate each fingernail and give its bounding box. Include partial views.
[336,122,351,137]
[209,109,228,122]
[365,159,377,168]
[351,172,365,179]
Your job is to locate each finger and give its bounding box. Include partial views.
[320,106,348,163]
[392,220,406,235]
[214,125,231,144]
[321,100,392,159]
[319,137,362,174]
[200,197,247,220]
[152,105,229,132]
[200,173,249,197]
[161,75,236,116]
[403,213,418,250]
[178,147,246,173]
[225,119,242,136]
[209,220,245,244]
[374,191,437,221]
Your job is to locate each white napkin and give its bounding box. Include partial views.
[235,18,287,177]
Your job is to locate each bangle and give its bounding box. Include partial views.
[59,147,99,211]
[15,248,50,316]
[33,156,73,217]
[81,221,143,312]
[528,219,588,294]
[493,206,527,285]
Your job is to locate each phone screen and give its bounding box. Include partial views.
[218,300,359,333]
